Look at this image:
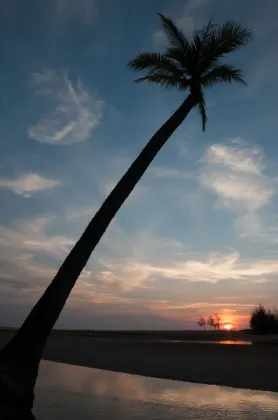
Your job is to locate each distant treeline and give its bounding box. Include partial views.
[250,305,278,334]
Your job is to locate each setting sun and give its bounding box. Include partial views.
[223,324,233,331]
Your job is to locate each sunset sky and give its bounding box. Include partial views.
[0,0,278,330]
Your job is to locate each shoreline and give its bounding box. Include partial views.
[1,331,278,393]
[2,327,278,344]
[44,336,278,392]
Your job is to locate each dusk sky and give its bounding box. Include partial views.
[0,0,278,330]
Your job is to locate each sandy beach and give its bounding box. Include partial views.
[1,330,278,392]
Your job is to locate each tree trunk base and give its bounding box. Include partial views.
[0,406,35,420]
[0,359,36,419]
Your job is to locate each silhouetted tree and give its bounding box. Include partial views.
[267,309,278,333]
[207,315,216,330]
[250,305,278,334]
[197,316,206,330]
[0,14,252,416]
[214,313,221,330]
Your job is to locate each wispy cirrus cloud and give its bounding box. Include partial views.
[65,206,97,221]
[89,208,278,296]
[0,173,61,197]
[29,69,103,145]
[150,165,194,180]
[199,141,275,237]
[0,253,55,285]
[1,210,277,328]
[97,261,151,291]
[92,218,278,292]
[0,215,76,305]
[233,212,263,238]
[0,216,75,259]
[202,142,264,175]
[98,250,278,290]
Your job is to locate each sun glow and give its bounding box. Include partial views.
[223,323,233,331]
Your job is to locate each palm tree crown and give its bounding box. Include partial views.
[127,14,252,131]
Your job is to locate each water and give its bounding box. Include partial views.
[33,360,278,419]
[217,340,252,345]
[166,340,252,345]
[79,336,253,345]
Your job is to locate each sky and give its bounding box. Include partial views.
[0,0,278,330]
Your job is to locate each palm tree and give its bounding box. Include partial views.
[0,14,252,416]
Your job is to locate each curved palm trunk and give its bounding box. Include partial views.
[0,94,196,415]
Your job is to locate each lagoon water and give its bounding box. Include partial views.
[34,360,278,419]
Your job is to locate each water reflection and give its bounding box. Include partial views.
[34,361,278,420]
[218,340,252,345]
[168,340,252,345]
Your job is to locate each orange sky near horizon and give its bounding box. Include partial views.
[147,302,251,330]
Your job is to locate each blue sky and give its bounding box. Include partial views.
[0,0,278,329]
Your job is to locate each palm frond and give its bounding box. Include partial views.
[200,21,252,72]
[191,20,215,55]
[195,90,207,131]
[158,13,190,52]
[134,74,189,91]
[165,20,215,76]
[212,20,252,55]
[201,64,247,87]
[127,51,183,78]
[165,47,194,76]
[191,20,216,69]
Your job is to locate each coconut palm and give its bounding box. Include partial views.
[0,14,252,416]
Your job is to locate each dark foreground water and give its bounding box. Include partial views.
[34,361,278,419]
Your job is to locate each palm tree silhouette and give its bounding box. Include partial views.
[0,13,252,417]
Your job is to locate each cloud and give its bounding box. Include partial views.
[200,141,275,237]
[30,68,56,85]
[65,206,97,221]
[0,173,61,197]
[0,216,75,259]
[93,216,278,290]
[0,214,191,329]
[96,249,278,299]
[1,211,277,328]
[92,210,277,298]
[98,219,185,265]
[150,165,193,179]
[0,254,55,285]
[202,142,263,175]
[202,173,271,211]
[0,215,76,306]
[234,213,263,238]
[29,70,103,145]
[0,251,57,313]
[97,261,151,291]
